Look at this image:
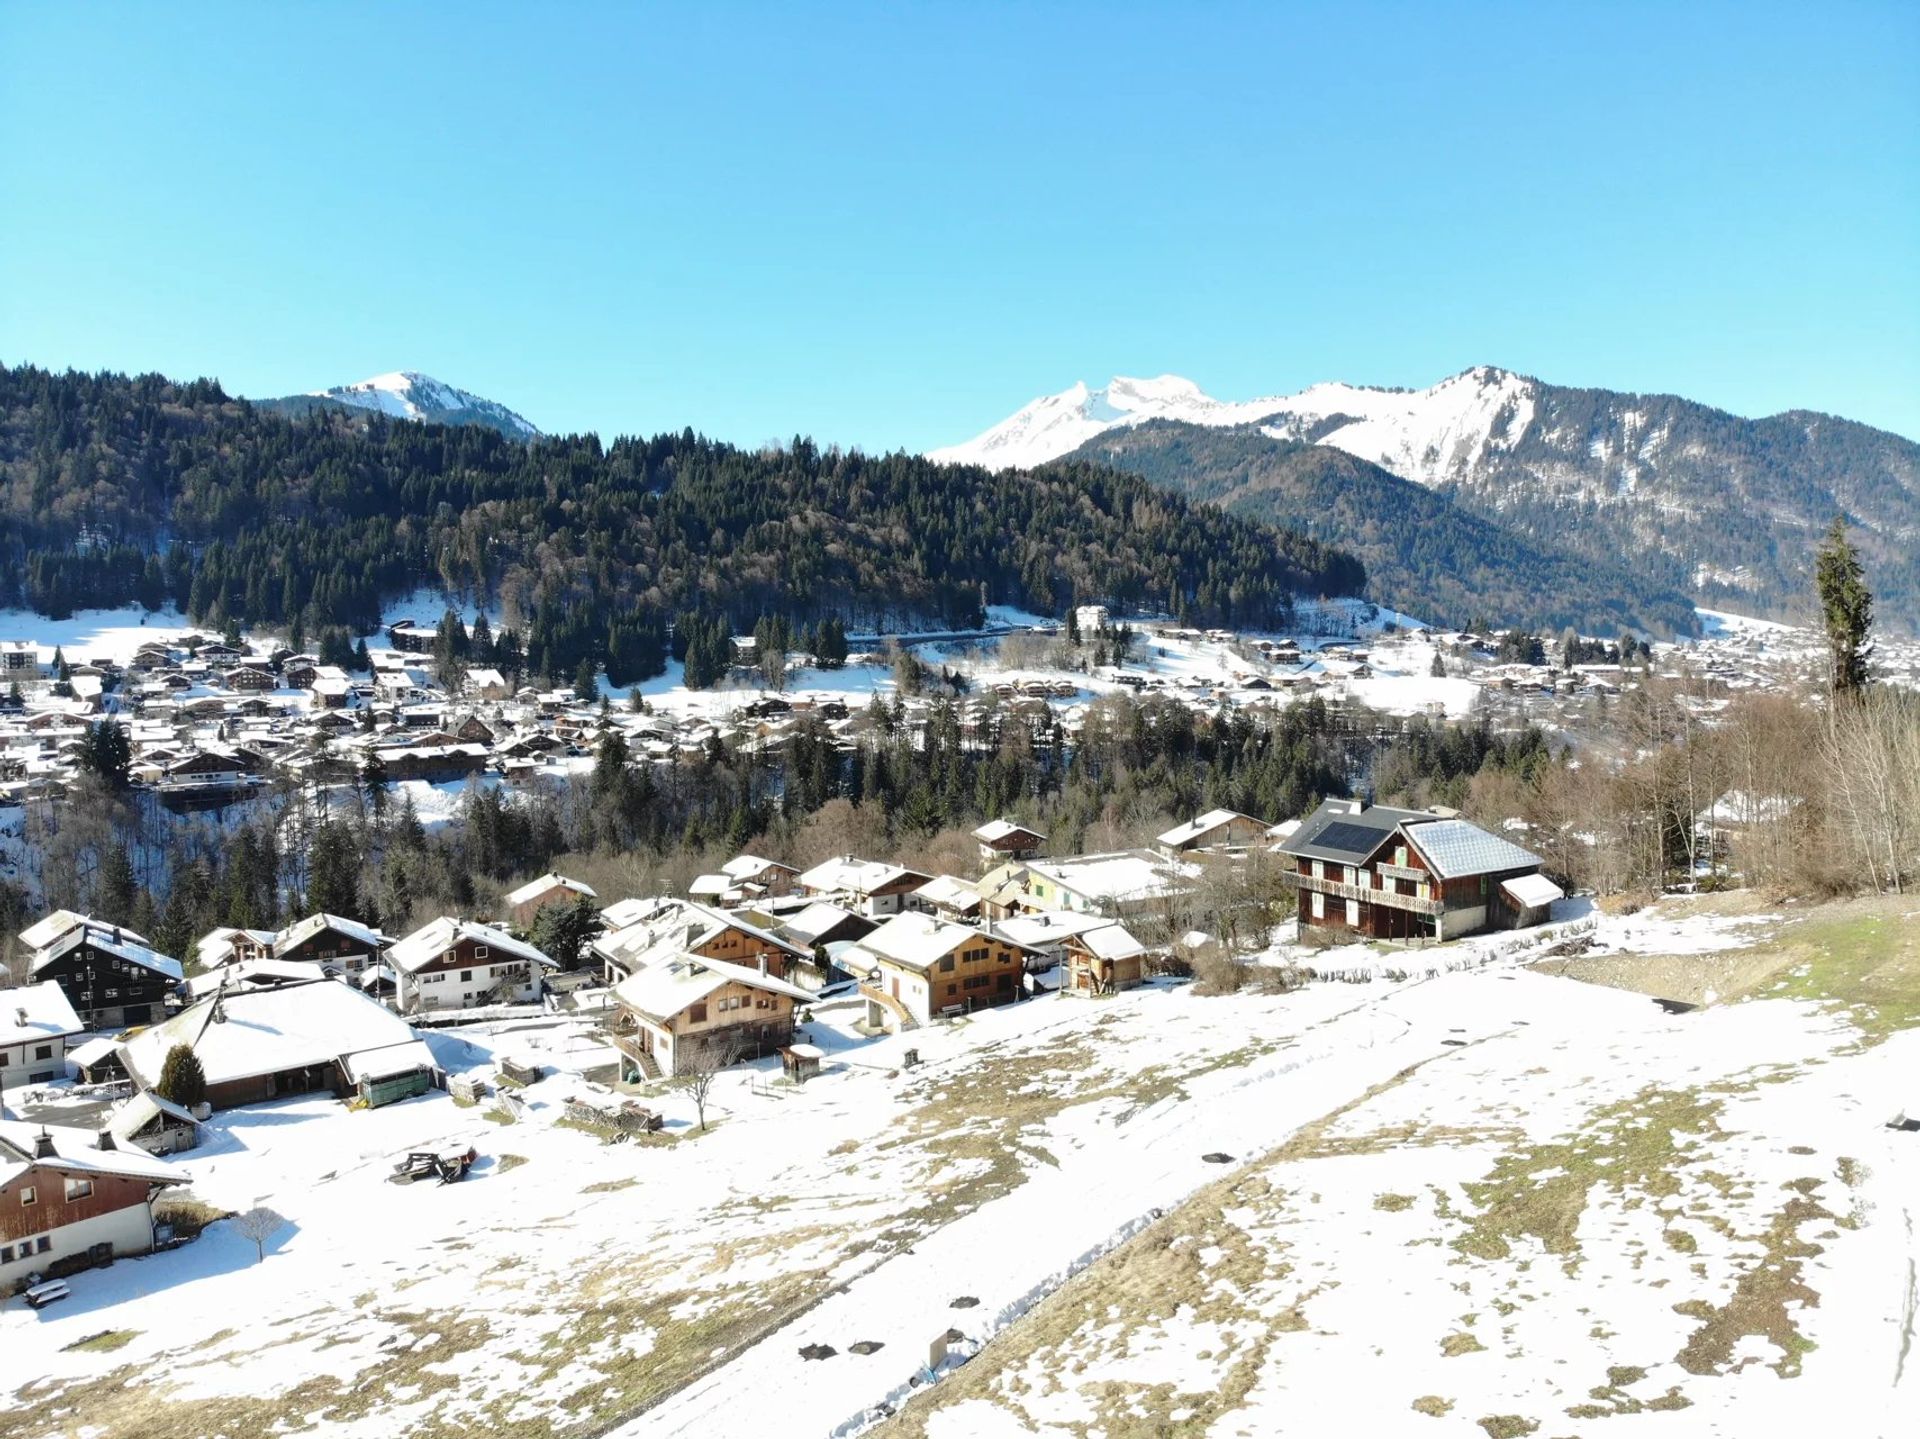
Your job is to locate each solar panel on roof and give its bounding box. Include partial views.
[1311,820,1388,857]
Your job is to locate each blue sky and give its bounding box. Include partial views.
[3,2,1916,447]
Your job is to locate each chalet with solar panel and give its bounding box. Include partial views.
[1277,799,1563,943]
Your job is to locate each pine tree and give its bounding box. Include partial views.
[98,842,138,925]
[156,1043,207,1108]
[307,821,362,919]
[1814,516,1874,700]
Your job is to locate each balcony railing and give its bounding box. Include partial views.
[1298,872,1443,916]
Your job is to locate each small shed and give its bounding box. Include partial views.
[68,1035,127,1084]
[347,1039,438,1109]
[1498,872,1566,927]
[108,1090,200,1155]
[780,1043,824,1084]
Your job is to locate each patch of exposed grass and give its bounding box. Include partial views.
[62,1329,138,1353]
[497,1153,529,1173]
[1674,1180,1831,1378]
[1374,1192,1416,1212]
[1757,908,1920,1043]
[1441,1332,1486,1357]
[582,1176,637,1195]
[1451,1087,1724,1270]
[1476,1416,1538,1439]
[1411,1395,1453,1417]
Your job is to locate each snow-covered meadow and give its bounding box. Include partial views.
[5,899,1913,1439]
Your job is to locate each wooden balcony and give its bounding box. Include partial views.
[1297,872,1442,916]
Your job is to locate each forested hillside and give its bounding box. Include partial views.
[1070,422,1702,636]
[0,365,1364,683]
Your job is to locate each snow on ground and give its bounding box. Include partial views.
[4,903,1913,1437]
[0,605,204,667]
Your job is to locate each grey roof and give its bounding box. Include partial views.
[1402,819,1543,879]
[1278,800,1434,864]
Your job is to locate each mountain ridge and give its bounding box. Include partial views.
[260,370,540,439]
[934,367,1920,630]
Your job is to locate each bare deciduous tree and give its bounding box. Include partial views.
[232,1205,287,1263]
[675,1037,745,1133]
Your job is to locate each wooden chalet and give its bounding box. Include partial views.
[1277,799,1563,943]
[849,911,1030,1031]
[25,919,182,1031]
[386,918,553,1013]
[0,1120,188,1288]
[274,912,387,975]
[610,955,813,1080]
[504,873,599,930]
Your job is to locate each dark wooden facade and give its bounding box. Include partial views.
[34,934,175,1030]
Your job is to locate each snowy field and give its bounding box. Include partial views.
[4,898,1914,1439]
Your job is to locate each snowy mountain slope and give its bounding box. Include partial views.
[269,370,540,439]
[936,367,1920,629]
[927,365,1535,484]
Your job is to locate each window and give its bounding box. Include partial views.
[938,956,954,973]
[0,1245,11,1262]
[964,975,990,990]
[1394,845,1408,868]
[1344,865,1357,885]
[64,1177,93,1201]
[1311,891,1325,919]
[1346,899,1360,926]
[20,1186,36,1206]
[688,1003,707,1023]
[460,970,473,983]
[475,946,490,959]
[36,1236,49,1253]
[1311,860,1325,880]
[34,1044,52,1061]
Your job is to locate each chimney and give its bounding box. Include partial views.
[96,1127,116,1151]
[33,1128,56,1159]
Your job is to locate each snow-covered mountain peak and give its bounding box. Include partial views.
[304,371,540,439]
[928,366,1541,486]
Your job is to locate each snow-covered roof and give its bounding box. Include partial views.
[798,856,930,896]
[0,980,82,1046]
[19,909,111,953]
[342,1039,439,1084]
[1026,850,1199,905]
[387,918,553,974]
[776,902,867,947]
[848,912,995,972]
[0,1118,187,1187]
[688,874,734,899]
[196,926,278,967]
[275,911,387,956]
[185,958,328,999]
[992,911,1111,949]
[612,955,814,1023]
[720,854,797,881]
[1077,923,1147,962]
[107,1090,198,1141]
[973,819,1045,845]
[594,899,809,974]
[505,872,598,907]
[32,924,183,981]
[1155,809,1255,848]
[1499,873,1566,909]
[1402,819,1543,879]
[119,978,422,1090]
[914,875,983,911]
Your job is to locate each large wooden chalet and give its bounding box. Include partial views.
[1278,800,1563,943]
[24,916,183,1031]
